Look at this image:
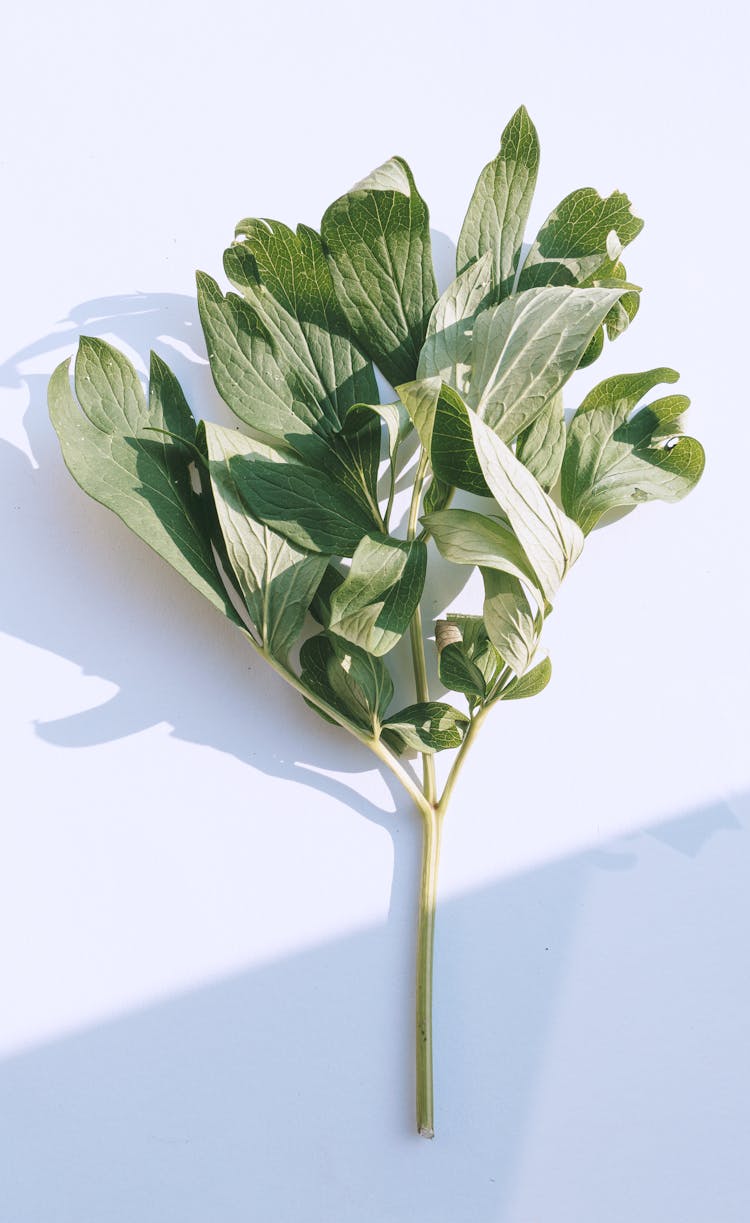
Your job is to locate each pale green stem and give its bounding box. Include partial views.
[406,450,437,806]
[415,805,442,1138]
[437,705,490,817]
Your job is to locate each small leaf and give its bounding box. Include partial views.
[382,702,469,753]
[321,157,438,387]
[328,634,394,724]
[203,423,327,660]
[423,475,453,515]
[498,655,552,700]
[482,569,540,677]
[435,623,486,701]
[48,342,239,623]
[397,377,489,496]
[446,613,505,688]
[309,563,345,625]
[299,633,366,728]
[517,188,644,291]
[328,536,427,656]
[457,105,541,297]
[561,368,705,534]
[515,390,565,492]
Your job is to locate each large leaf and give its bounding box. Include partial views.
[561,369,705,534]
[382,702,469,753]
[517,187,644,290]
[467,408,584,605]
[220,428,378,556]
[321,157,437,387]
[328,535,427,656]
[224,219,378,421]
[416,250,493,393]
[197,271,328,461]
[202,423,327,659]
[457,105,540,296]
[467,285,625,440]
[482,569,540,676]
[424,508,539,589]
[515,389,565,492]
[48,340,238,622]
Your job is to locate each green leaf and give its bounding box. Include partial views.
[424,508,538,588]
[328,536,427,656]
[416,250,493,393]
[321,157,438,387]
[48,341,239,623]
[224,219,378,421]
[435,622,486,701]
[482,569,540,677]
[561,368,705,534]
[467,408,584,605]
[498,655,552,701]
[339,399,407,526]
[202,423,327,659]
[517,188,644,291]
[382,702,469,753]
[468,285,626,439]
[457,105,541,297]
[423,475,453,515]
[220,428,378,556]
[397,377,489,496]
[299,633,394,731]
[515,389,565,492]
[445,613,505,689]
[197,271,328,461]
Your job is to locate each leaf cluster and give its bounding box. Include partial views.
[49,106,704,760]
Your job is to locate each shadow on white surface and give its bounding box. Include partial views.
[1,796,747,1223]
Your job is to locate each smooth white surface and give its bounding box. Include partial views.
[2,2,749,1219]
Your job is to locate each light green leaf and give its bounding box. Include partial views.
[328,535,427,656]
[424,508,538,588]
[224,219,378,421]
[499,655,552,700]
[321,157,438,387]
[561,368,705,534]
[382,702,469,753]
[417,250,493,393]
[482,569,540,676]
[515,389,565,492]
[468,285,625,439]
[517,188,643,291]
[457,105,540,296]
[468,408,584,604]
[48,341,238,623]
[202,423,327,659]
[219,428,378,557]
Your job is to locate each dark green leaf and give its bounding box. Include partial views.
[517,188,644,291]
[435,623,486,701]
[321,157,437,387]
[446,613,505,688]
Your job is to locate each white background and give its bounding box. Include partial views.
[2,3,749,1220]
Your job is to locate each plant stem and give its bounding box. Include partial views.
[407,449,437,805]
[416,804,442,1138]
[437,705,489,817]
